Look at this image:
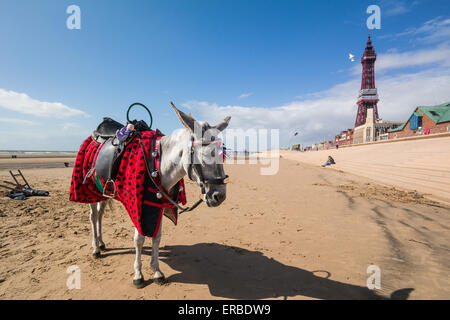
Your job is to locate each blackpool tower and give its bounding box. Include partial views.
[355,35,379,127]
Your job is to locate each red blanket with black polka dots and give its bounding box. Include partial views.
[69,130,187,237]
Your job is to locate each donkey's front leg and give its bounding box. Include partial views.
[133,228,146,288]
[89,203,101,258]
[151,221,165,284]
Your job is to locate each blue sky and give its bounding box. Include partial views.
[0,0,449,150]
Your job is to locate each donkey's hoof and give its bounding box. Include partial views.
[92,252,101,259]
[133,278,146,289]
[154,276,166,285]
[99,244,106,251]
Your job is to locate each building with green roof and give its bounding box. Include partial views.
[388,102,450,139]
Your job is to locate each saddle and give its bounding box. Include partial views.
[91,118,129,197]
[92,117,124,143]
[89,117,152,198]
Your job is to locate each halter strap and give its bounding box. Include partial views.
[188,137,229,188]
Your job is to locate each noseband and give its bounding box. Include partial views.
[187,137,229,194]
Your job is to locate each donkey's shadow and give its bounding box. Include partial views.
[158,243,412,300]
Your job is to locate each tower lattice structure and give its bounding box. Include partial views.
[355,35,379,127]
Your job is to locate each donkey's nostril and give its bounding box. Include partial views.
[212,191,225,203]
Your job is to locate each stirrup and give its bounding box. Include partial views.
[103,179,116,198]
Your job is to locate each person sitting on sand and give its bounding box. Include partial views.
[322,156,336,167]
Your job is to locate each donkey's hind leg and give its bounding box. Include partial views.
[96,201,108,251]
[89,203,101,258]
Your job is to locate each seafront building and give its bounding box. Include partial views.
[388,102,450,139]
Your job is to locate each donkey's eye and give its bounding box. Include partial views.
[210,136,215,141]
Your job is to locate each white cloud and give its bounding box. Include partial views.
[0,123,92,151]
[381,0,420,17]
[380,16,450,43]
[0,88,88,118]
[351,17,450,75]
[0,117,38,125]
[416,17,450,43]
[61,122,80,131]
[238,92,253,99]
[352,45,450,74]
[183,68,450,147]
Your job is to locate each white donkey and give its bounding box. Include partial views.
[88,104,231,288]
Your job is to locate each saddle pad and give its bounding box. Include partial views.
[69,131,187,237]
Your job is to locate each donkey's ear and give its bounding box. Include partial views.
[214,116,231,132]
[170,102,196,133]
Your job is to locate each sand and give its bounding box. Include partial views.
[280,135,450,205]
[0,157,449,300]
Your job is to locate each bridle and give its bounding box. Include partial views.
[138,133,228,214]
[187,136,229,195]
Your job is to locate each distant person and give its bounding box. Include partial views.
[322,156,336,167]
[336,144,339,149]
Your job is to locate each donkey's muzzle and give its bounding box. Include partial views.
[206,191,226,207]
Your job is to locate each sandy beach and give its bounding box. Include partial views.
[0,155,449,300]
